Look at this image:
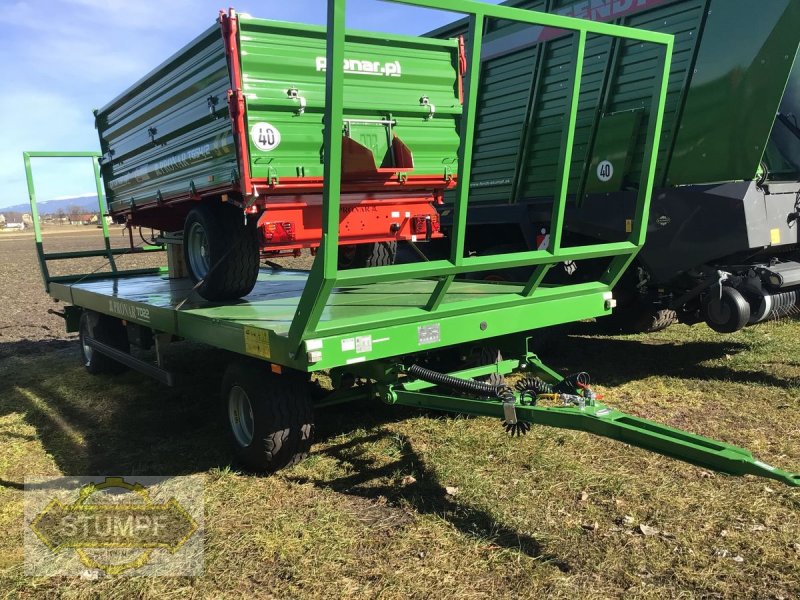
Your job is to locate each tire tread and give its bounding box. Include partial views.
[221,363,314,473]
[184,202,260,301]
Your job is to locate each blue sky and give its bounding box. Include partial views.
[0,0,485,209]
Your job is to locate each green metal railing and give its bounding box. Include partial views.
[22,1,672,351]
[287,0,674,349]
[23,151,164,291]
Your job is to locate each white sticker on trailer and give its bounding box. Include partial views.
[355,336,372,353]
[250,122,281,152]
[596,160,614,182]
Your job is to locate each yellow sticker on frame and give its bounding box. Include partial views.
[244,326,270,358]
[770,228,781,245]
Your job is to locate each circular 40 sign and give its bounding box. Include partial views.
[250,122,281,151]
[596,160,614,182]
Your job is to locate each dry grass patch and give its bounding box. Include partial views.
[0,231,798,597]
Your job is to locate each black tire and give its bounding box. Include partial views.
[79,311,129,375]
[337,241,397,270]
[183,202,260,301]
[703,286,750,333]
[221,362,314,473]
[637,308,678,333]
[465,346,505,387]
[596,306,677,334]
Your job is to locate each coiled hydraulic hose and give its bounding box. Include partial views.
[555,372,590,393]
[515,377,552,404]
[515,372,591,404]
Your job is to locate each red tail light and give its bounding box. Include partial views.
[411,214,440,238]
[260,221,296,243]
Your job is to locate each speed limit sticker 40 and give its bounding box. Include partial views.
[596,160,614,182]
[250,122,281,151]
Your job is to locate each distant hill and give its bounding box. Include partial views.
[0,195,99,216]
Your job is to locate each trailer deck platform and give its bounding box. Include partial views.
[49,268,614,372]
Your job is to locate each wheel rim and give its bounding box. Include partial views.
[186,221,211,280]
[81,331,93,364]
[80,319,94,364]
[228,385,255,447]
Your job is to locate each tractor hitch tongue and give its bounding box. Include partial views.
[396,366,800,488]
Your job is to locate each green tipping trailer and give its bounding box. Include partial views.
[22,0,798,487]
[94,10,465,300]
[426,0,800,335]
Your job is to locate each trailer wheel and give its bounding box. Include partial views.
[338,241,397,270]
[221,362,314,473]
[703,286,750,333]
[465,346,505,387]
[79,311,129,375]
[183,202,259,301]
[596,306,677,334]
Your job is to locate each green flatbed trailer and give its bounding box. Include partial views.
[23,0,798,486]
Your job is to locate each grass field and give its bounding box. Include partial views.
[0,229,798,598]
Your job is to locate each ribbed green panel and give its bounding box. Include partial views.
[95,26,237,212]
[518,31,614,199]
[665,0,800,185]
[614,0,705,187]
[237,18,462,181]
[431,0,800,203]
[468,44,538,202]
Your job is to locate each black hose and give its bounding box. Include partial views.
[777,112,800,141]
[515,377,553,405]
[554,372,590,393]
[515,372,590,404]
[407,364,512,400]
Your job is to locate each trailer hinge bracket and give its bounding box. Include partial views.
[287,88,306,115]
[502,398,518,424]
[207,94,220,117]
[420,96,435,120]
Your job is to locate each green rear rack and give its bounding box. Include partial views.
[285,0,674,353]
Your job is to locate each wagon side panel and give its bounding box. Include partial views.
[237,18,462,185]
[95,25,239,216]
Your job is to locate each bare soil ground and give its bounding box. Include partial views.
[0,226,164,356]
[0,228,798,598]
